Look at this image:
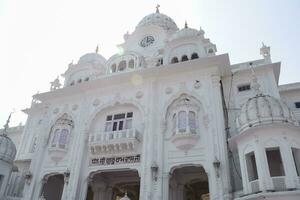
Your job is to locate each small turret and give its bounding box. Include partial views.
[260,42,271,64]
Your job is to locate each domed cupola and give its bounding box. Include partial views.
[169,22,204,42]
[78,52,106,66]
[136,5,178,32]
[63,46,107,87]
[236,75,297,133]
[0,114,17,164]
[0,135,16,164]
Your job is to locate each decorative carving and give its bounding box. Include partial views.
[93,99,100,106]
[53,108,59,114]
[72,104,78,111]
[24,171,33,185]
[136,91,144,99]
[50,77,61,91]
[64,169,71,184]
[203,113,209,129]
[165,87,173,95]
[193,80,201,89]
[114,93,121,103]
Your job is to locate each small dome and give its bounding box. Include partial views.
[236,94,297,132]
[78,53,106,65]
[120,193,130,200]
[169,27,201,42]
[136,12,178,32]
[0,134,17,163]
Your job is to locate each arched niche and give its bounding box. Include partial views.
[168,43,201,64]
[48,113,74,163]
[107,51,145,74]
[87,101,145,155]
[40,173,65,200]
[169,164,210,200]
[89,103,143,134]
[164,93,204,152]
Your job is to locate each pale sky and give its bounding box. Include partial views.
[0,0,299,127]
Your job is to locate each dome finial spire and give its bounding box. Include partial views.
[2,111,14,136]
[156,4,160,13]
[95,44,99,53]
[184,21,188,28]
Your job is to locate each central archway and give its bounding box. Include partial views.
[40,174,64,200]
[87,169,140,200]
[170,166,209,200]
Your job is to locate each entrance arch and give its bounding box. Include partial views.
[170,166,209,200]
[40,174,65,200]
[86,169,140,200]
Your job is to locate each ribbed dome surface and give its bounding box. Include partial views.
[169,27,202,42]
[136,12,178,32]
[78,53,106,65]
[0,134,16,163]
[236,94,297,132]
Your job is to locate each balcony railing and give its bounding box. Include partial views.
[272,176,286,191]
[89,128,141,154]
[249,180,260,193]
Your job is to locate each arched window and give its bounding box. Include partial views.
[111,64,117,73]
[188,111,196,133]
[50,114,73,150]
[172,113,177,135]
[178,111,187,132]
[128,59,134,69]
[181,55,189,62]
[208,49,214,54]
[191,53,199,60]
[171,57,179,64]
[30,136,38,153]
[51,129,60,147]
[59,129,69,149]
[118,60,126,71]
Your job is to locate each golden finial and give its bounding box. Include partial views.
[156,4,160,13]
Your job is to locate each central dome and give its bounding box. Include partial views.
[136,11,178,32]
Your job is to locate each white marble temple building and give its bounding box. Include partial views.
[1,6,300,200]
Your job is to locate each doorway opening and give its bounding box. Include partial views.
[87,169,140,200]
[170,166,209,200]
[40,174,64,200]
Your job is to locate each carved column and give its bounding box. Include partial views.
[209,74,232,199]
[254,140,273,191]
[106,185,113,200]
[280,140,298,189]
[162,173,170,200]
[176,183,184,200]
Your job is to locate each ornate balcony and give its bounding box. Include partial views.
[171,127,199,152]
[89,128,141,154]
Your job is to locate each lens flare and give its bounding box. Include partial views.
[130,74,143,86]
[117,46,124,56]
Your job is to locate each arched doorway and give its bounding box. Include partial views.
[86,170,140,200]
[170,166,209,200]
[40,174,64,200]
